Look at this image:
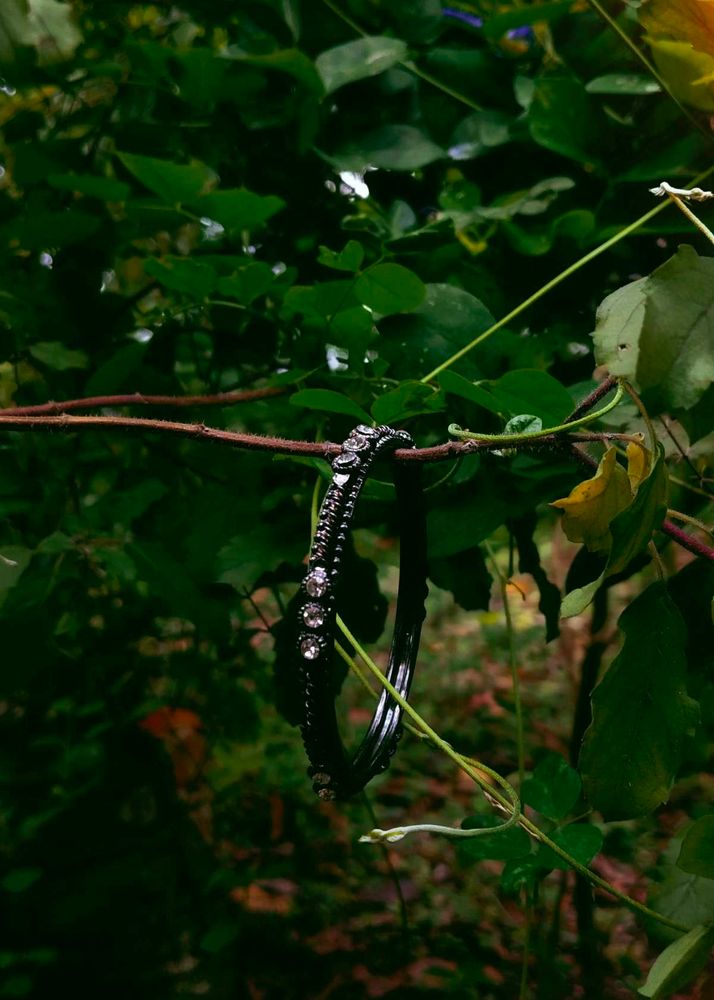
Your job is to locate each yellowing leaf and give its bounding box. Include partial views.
[646,38,714,111]
[626,434,653,492]
[640,0,714,110]
[551,448,632,553]
[639,0,714,56]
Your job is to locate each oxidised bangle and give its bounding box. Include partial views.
[296,424,427,800]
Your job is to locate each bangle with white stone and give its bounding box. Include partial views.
[297,424,427,800]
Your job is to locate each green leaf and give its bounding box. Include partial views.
[594,245,714,411]
[318,240,365,272]
[315,36,408,94]
[2,210,100,249]
[678,816,714,879]
[29,341,89,370]
[651,856,714,930]
[190,189,285,231]
[500,856,540,893]
[2,868,41,892]
[585,73,661,95]
[228,48,324,94]
[354,263,426,315]
[579,582,697,820]
[289,388,372,423]
[639,924,714,999]
[117,151,216,203]
[458,815,532,860]
[503,414,542,435]
[335,124,445,171]
[371,381,444,423]
[528,74,605,168]
[216,524,305,592]
[0,0,81,63]
[216,263,275,304]
[441,369,573,425]
[382,284,494,378]
[47,172,130,201]
[439,370,502,411]
[144,257,217,298]
[522,753,581,820]
[537,825,603,870]
[428,545,492,611]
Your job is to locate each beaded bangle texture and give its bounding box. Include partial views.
[297,424,427,800]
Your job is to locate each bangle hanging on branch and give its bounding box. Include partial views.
[296,424,428,800]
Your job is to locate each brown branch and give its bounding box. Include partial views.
[0,411,558,461]
[0,408,711,563]
[0,385,284,416]
[563,375,619,424]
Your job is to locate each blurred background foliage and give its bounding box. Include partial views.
[0,1,713,997]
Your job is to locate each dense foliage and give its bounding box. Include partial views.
[0,1,713,998]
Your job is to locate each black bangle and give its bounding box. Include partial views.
[296,424,427,800]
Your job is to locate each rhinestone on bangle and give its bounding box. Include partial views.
[302,603,325,628]
[305,567,328,597]
[300,636,322,660]
[333,451,360,469]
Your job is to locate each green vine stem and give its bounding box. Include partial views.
[448,381,624,444]
[420,165,714,384]
[485,540,526,785]
[334,614,689,933]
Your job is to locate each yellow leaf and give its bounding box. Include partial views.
[639,0,714,57]
[551,448,632,553]
[646,38,714,111]
[625,434,653,492]
[640,0,714,110]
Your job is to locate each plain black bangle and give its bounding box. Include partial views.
[296,424,427,801]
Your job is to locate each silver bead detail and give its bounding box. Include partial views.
[300,636,321,660]
[333,472,350,487]
[305,566,328,597]
[356,424,379,437]
[344,432,369,451]
[302,603,325,628]
[333,451,359,469]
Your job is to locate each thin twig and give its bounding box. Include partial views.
[1,385,284,416]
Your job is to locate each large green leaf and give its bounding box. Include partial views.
[289,388,372,423]
[579,582,697,820]
[522,753,581,820]
[528,74,606,168]
[117,151,216,203]
[441,369,573,425]
[594,245,714,411]
[354,263,426,315]
[639,924,714,999]
[382,284,494,378]
[315,36,408,94]
[536,825,603,870]
[190,189,285,231]
[334,125,445,171]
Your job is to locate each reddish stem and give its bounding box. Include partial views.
[0,385,283,416]
[0,409,710,563]
[563,375,619,424]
